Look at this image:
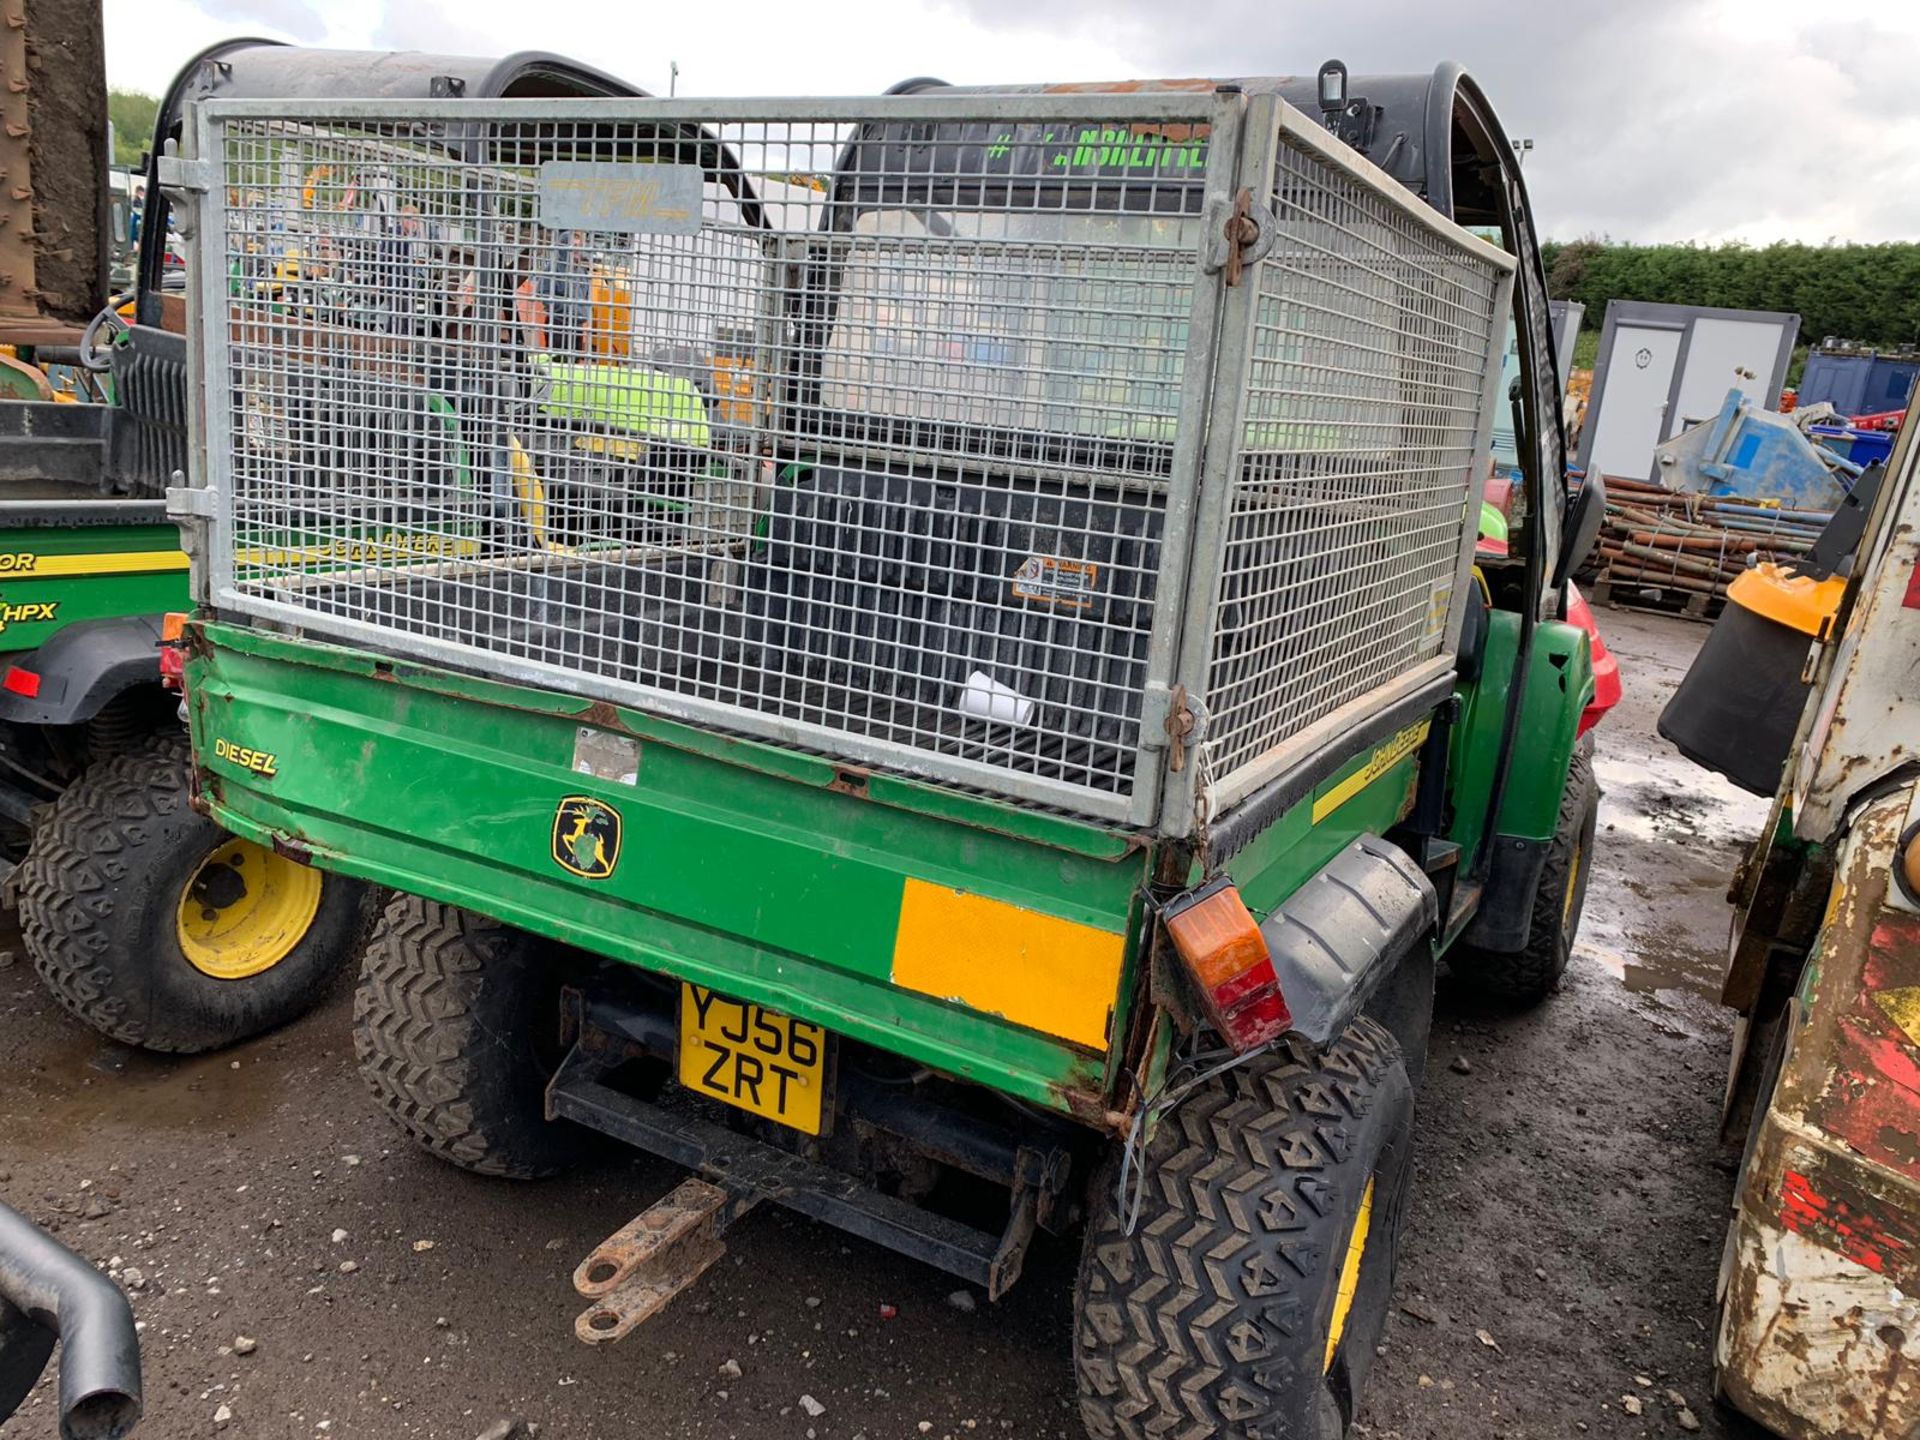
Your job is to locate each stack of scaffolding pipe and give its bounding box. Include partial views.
[1594,475,1831,607]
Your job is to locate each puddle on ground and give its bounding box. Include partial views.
[1593,751,1770,850]
[1575,916,1726,1004]
[1,1029,293,1158]
[1573,673,1767,1017]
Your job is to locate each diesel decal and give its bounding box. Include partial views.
[213,738,279,777]
[552,795,622,880]
[0,600,58,631]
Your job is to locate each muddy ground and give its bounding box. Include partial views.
[1,606,1770,1440]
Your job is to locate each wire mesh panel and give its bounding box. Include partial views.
[1200,117,1509,799]
[190,97,1231,822]
[184,94,1512,831]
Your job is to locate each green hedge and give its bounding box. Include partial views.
[1542,240,1920,351]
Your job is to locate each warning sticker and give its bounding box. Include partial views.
[1010,556,1099,609]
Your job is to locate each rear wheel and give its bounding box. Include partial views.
[353,893,582,1179]
[1074,1017,1416,1439]
[1449,742,1600,1006]
[18,732,373,1051]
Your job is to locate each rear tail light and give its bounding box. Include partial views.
[1162,876,1292,1053]
[2,665,40,698]
[159,612,188,691]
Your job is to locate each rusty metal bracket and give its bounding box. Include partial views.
[572,1177,756,1344]
[1160,684,1205,774]
[1205,187,1278,287]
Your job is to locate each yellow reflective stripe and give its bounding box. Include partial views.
[0,549,190,578]
[889,878,1125,1051]
[1312,722,1431,825]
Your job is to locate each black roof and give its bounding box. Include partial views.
[134,40,648,320]
[891,67,1524,223]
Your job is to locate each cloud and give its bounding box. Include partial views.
[101,0,1920,243]
[927,0,1920,244]
[192,0,328,44]
[368,0,501,58]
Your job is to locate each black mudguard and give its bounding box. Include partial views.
[0,615,164,726]
[1262,834,1440,1051]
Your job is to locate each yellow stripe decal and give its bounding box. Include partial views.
[889,878,1125,1051]
[234,538,482,567]
[1311,721,1431,825]
[0,549,190,578]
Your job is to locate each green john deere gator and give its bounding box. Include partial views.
[0,32,643,1052]
[165,66,1604,1434]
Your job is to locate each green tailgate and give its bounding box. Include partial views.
[0,521,189,652]
[184,622,1151,1119]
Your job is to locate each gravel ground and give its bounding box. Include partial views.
[0,606,1769,1440]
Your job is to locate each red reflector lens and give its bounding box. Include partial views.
[3,665,40,698]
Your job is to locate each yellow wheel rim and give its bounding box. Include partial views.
[1324,1177,1376,1372]
[176,837,323,981]
[1563,840,1586,931]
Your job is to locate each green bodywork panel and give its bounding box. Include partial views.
[0,520,188,654]
[1225,732,1426,920]
[185,621,1150,1116]
[1447,611,1594,864]
[183,615,1459,1121]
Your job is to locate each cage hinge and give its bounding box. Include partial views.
[157,145,213,239]
[1205,188,1278,286]
[1144,683,1205,773]
[156,151,212,196]
[167,482,215,520]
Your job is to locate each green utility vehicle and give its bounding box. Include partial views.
[167,67,1602,1434]
[0,36,643,1052]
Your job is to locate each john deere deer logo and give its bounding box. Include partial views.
[551,795,621,879]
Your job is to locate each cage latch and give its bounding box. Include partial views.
[1163,684,1198,773]
[1212,187,1276,287]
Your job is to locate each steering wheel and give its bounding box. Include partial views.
[79,303,130,373]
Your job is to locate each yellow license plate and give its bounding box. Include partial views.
[678,985,828,1135]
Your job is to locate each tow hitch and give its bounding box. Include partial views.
[572,1178,756,1344]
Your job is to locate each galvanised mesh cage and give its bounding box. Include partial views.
[178,94,1511,831]
[1200,121,1508,807]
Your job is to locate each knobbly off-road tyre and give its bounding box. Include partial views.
[18,732,373,1052]
[1449,740,1601,1006]
[1075,1017,1416,1440]
[353,893,582,1180]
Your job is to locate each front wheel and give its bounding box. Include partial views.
[1075,1017,1416,1439]
[1448,741,1600,1006]
[18,732,375,1052]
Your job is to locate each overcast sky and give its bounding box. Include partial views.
[102,0,1920,245]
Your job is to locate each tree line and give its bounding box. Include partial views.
[1542,239,1920,350]
[108,90,159,169]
